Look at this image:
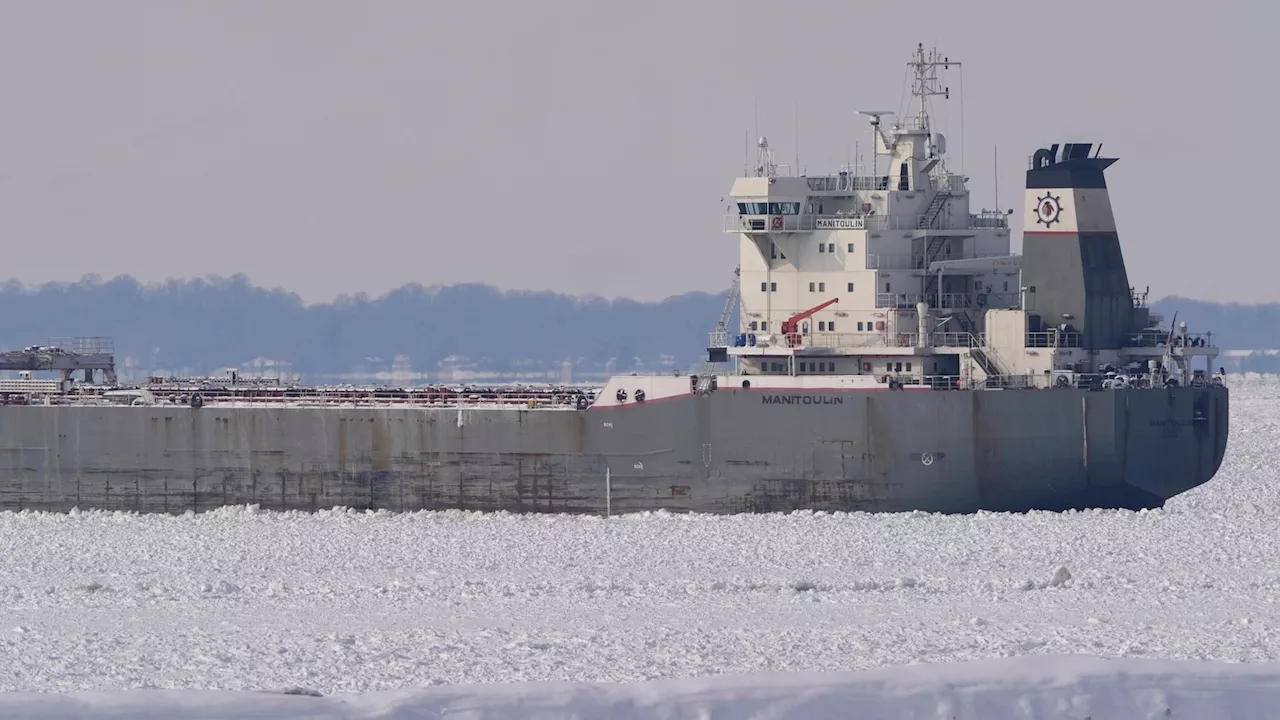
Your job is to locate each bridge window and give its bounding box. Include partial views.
[737,202,801,215]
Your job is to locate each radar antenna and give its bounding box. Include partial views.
[906,42,958,134]
[753,137,777,178]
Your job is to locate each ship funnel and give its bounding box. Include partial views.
[1020,142,1132,349]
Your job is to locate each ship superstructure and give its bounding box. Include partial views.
[0,43,1229,516]
[710,43,1219,394]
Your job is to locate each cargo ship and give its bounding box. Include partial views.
[0,44,1228,515]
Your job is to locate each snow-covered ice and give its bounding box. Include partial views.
[2,373,1280,718]
[6,655,1280,719]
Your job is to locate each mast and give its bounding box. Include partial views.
[906,42,958,134]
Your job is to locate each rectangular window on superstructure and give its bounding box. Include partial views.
[771,243,778,259]
[858,321,864,331]
[848,243,854,252]
[770,282,777,291]
[827,243,834,253]
[818,282,825,292]
[847,282,854,292]
[906,362,912,372]
[809,282,816,292]
[1003,281,1009,292]
[749,321,758,330]
[761,321,768,331]
[761,282,768,292]
[829,321,836,331]
[885,282,891,292]
[818,321,825,331]
[818,243,825,253]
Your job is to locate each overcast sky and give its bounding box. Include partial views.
[0,0,1266,304]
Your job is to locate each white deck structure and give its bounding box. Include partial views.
[711,43,1221,393]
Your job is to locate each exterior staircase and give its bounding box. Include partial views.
[920,235,950,300]
[968,347,1004,383]
[947,312,1004,384]
[917,191,950,229]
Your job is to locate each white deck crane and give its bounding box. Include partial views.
[696,264,740,392]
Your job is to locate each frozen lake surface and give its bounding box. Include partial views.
[1,374,1278,716]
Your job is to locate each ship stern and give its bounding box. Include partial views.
[1118,385,1229,507]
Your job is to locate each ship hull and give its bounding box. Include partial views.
[0,386,1228,515]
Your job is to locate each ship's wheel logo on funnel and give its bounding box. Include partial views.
[1036,193,1063,227]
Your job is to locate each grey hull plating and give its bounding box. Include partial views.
[0,386,1228,514]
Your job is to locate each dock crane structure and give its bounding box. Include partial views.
[697,264,740,391]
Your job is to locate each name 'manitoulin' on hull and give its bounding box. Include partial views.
[0,44,1227,515]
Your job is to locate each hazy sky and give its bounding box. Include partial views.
[0,0,1266,304]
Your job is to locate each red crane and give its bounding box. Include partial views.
[781,298,838,347]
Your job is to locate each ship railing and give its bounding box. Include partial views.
[876,292,922,308]
[929,332,982,348]
[136,386,599,409]
[866,254,920,270]
[867,252,1010,271]
[724,214,815,233]
[717,328,994,351]
[724,214,874,234]
[1126,331,1216,350]
[935,293,971,309]
[862,215,1011,231]
[718,331,918,350]
[725,213,1008,234]
[1026,332,1083,348]
[969,211,1010,228]
[42,337,115,355]
[916,372,1216,391]
[930,173,968,191]
[804,174,887,192]
[806,332,920,349]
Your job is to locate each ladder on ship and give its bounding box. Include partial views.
[921,235,950,302]
[947,313,1003,384]
[917,190,949,229]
